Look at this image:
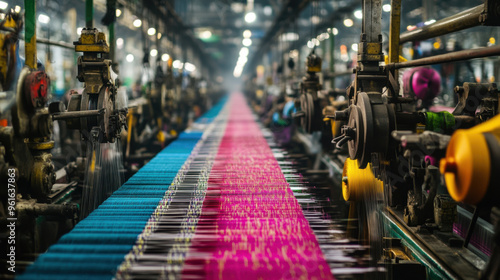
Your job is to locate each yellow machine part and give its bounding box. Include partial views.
[342,158,383,201]
[156,117,165,143]
[307,65,322,72]
[440,114,500,205]
[0,16,19,88]
[330,119,338,138]
[383,55,407,64]
[75,31,109,53]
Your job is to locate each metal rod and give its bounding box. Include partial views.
[329,28,335,88]
[109,22,116,72]
[108,0,117,72]
[393,44,500,69]
[389,0,402,99]
[24,0,37,69]
[17,202,79,218]
[52,109,102,120]
[399,5,484,44]
[389,0,401,63]
[35,37,74,50]
[362,0,382,43]
[464,207,480,248]
[86,0,94,28]
[324,70,353,78]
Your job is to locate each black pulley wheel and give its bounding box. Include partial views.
[299,92,315,133]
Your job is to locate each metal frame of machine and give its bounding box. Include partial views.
[321,0,500,279]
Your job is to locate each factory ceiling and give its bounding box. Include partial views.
[37,0,486,77]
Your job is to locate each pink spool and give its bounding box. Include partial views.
[403,67,442,101]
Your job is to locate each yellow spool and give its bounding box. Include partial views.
[342,158,383,201]
[440,114,500,205]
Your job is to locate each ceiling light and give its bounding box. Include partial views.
[281,32,299,42]
[307,40,314,48]
[38,14,50,24]
[116,9,122,17]
[352,43,359,51]
[133,19,142,28]
[238,56,248,64]
[116,38,124,49]
[161,53,170,62]
[14,6,21,13]
[126,54,134,62]
[185,63,196,72]
[0,2,7,10]
[242,38,252,46]
[245,12,256,23]
[263,6,272,16]
[231,3,244,13]
[311,16,320,25]
[332,28,338,35]
[200,30,212,39]
[157,33,162,39]
[233,64,244,78]
[243,30,252,38]
[383,4,391,12]
[148,28,156,36]
[150,49,158,57]
[343,18,353,27]
[354,10,362,19]
[239,47,249,57]
[318,33,329,41]
[173,60,183,69]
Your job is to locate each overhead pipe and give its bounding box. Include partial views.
[399,5,484,44]
[391,44,500,69]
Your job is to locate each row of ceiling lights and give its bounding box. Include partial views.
[119,9,197,72]
[234,29,252,78]
[233,4,392,78]
[233,3,259,77]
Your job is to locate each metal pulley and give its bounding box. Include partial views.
[294,51,323,133]
[333,92,393,169]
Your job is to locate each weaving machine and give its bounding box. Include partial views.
[322,0,500,279]
[19,93,377,279]
[3,0,500,279]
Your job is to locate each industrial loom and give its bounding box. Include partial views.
[19,93,346,279]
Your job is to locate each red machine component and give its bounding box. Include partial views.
[24,70,49,109]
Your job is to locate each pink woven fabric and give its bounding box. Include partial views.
[183,93,333,280]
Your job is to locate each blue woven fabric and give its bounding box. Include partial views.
[18,96,227,280]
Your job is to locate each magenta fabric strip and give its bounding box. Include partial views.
[183,93,333,280]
